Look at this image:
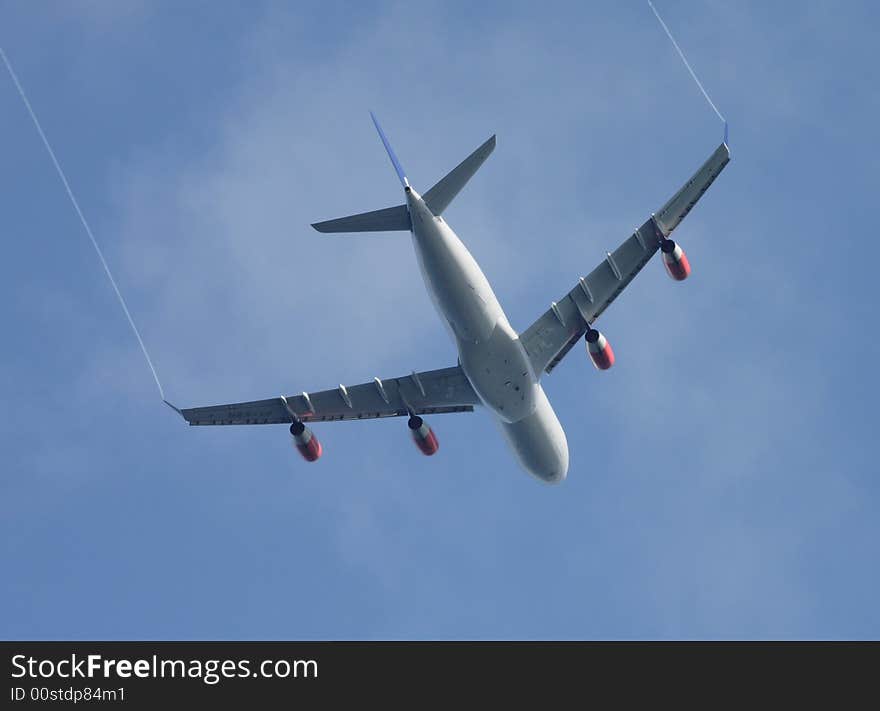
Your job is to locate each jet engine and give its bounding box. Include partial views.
[408,414,439,456]
[661,239,691,281]
[585,328,615,370]
[290,420,322,462]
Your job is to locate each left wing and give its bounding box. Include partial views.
[177,365,479,426]
[520,141,730,375]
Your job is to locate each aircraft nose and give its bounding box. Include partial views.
[535,423,569,484]
[533,448,569,485]
[538,467,567,485]
[503,440,568,485]
[495,385,570,485]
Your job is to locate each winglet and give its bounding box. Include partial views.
[163,399,186,421]
[370,111,409,188]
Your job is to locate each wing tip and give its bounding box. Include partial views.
[163,399,188,422]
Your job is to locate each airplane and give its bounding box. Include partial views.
[166,113,730,484]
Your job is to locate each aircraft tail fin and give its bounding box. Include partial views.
[311,204,411,233]
[423,134,495,216]
[310,128,495,234]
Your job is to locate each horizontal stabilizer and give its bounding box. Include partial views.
[311,204,411,233]
[423,135,495,215]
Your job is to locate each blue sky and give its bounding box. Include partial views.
[2,0,878,639]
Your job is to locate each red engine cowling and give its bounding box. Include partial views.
[290,421,322,462]
[585,328,615,370]
[661,239,691,281]
[408,415,439,456]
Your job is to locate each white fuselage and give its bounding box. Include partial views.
[405,188,569,483]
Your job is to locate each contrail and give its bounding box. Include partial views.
[1,47,169,402]
[647,0,728,139]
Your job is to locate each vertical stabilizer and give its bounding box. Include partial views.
[370,111,409,188]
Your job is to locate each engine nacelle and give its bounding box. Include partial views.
[290,420,322,462]
[408,415,439,456]
[585,328,615,370]
[661,238,691,281]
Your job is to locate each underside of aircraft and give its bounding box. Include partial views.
[167,115,730,483]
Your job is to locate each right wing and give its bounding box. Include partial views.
[520,141,730,375]
[178,365,479,426]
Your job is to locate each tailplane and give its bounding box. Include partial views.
[422,134,495,216]
[310,114,495,234]
[311,204,410,233]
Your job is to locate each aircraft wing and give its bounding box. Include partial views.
[176,365,479,426]
[520,141,730,375]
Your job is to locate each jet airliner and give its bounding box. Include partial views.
[169,115,730,483]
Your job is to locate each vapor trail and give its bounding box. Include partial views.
[647,0,728,138]
[1,47,169,401]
